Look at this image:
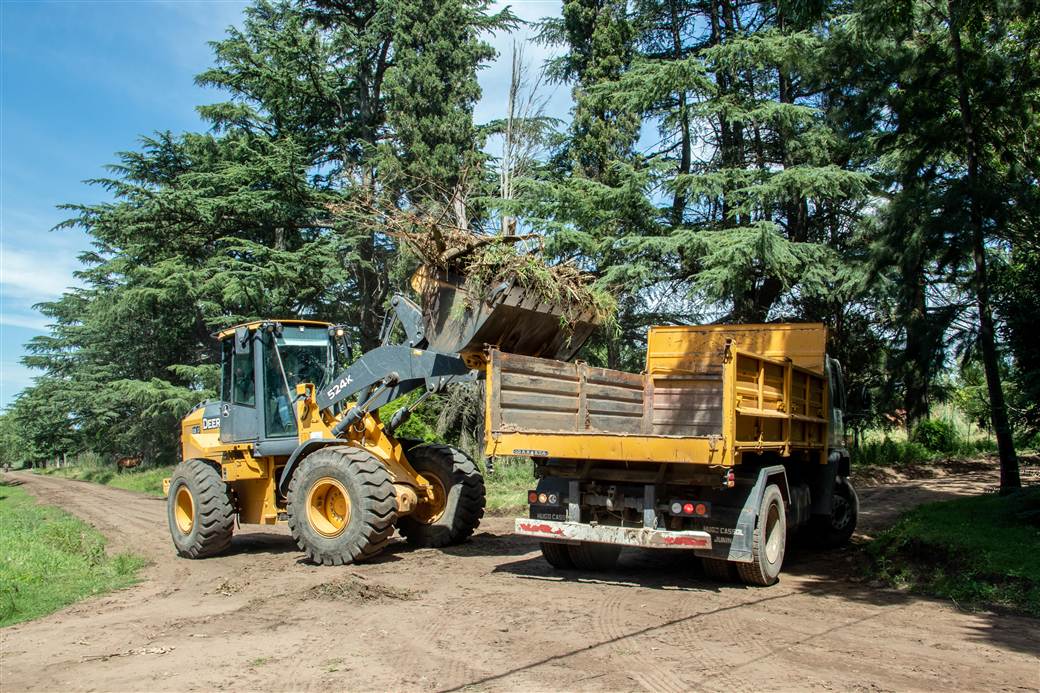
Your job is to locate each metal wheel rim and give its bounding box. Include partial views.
[764,501,783,564]
[831,494,851,530]
[413,473,447,525]
[307,477,351,538]
[174,486,195,534]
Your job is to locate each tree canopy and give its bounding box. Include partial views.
[9,0,1036,492]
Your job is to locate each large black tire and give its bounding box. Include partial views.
[809,478,859,548]
[736,484,786,586]
[287,446,397,565]
[167,459,234,559]
[568,542,622,571]
[540,541,575,569]
[702,557,735,582]
[396,442,485,547]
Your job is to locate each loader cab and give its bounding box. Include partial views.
[216,320,348,450]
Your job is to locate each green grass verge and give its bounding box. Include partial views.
[867,486,1040,616]
[484,458,536,514]
[38,464,173,497]
[0,482,147,627]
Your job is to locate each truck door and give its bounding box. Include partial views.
[220,332,259,443]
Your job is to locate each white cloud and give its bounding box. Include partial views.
[476,0,571,127]
[0,311,50,332]
[0,243,82,301]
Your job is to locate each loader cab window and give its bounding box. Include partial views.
[232,337,256,407]
[264,326,334,437]
[220,339,233,402]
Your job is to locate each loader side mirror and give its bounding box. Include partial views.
[235,326,251,356]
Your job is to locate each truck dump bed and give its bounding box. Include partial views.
[485,323,830,466]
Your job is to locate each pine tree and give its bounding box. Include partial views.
[842,0,1040,491]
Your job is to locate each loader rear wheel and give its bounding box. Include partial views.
[540,541,575,569]
[287,446,397,565]
[736,484,786,586]
[167,459,234,559]
[396,442,485,548]
[568,542,621,571]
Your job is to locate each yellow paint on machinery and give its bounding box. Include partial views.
[484,323,829,466]
[168,322,440,528]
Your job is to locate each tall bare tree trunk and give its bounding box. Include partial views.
[948,3,1019,492]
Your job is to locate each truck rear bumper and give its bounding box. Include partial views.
[515,519,712,550]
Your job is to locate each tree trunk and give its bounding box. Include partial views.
[947,3,1019,492]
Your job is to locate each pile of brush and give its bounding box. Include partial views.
[332,197,615,327]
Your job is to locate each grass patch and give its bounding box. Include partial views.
[484,458,536,514]
[866,486,1040,616]
[38,463,173,498]
[851,436,996,468]
[0,482,146,627]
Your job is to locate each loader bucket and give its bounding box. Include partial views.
[413,268,602,364]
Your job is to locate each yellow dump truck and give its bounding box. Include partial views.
[497,323,857,585]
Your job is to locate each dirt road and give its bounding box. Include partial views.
[2,467,1037,692]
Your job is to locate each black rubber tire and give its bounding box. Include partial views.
[540,541,575,569]
[396,442,485,547]
[809,478,859,548]
[736,484,786,586]
[287,446,397,565]
[167,459,234,559]
[702,557,735,582]
[568,542,622,571]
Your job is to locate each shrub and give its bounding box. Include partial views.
[852,438,932,467]
[911,419,961,455]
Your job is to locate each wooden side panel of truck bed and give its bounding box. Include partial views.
[484,323,830,466]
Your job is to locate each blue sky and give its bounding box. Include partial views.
[0,0,568,410]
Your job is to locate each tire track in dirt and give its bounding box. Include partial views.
[3,467,1038,692]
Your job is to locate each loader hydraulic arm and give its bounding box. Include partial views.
[316,294,475,434]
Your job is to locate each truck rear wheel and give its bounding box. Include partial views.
[287,446,397,565]
[809,478,859,548]
[167,459,234,559]
[396,443,485,548]
[540,541,575,569]
[702,558,735,582]
[736,484,786,586]
[568,542,621,571]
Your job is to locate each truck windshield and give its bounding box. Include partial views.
[265,327,334,437]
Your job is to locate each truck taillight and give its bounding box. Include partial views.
[529,491,561,505]
[528,491,538,504]
[669,500,711,517]
[724,469,735,488]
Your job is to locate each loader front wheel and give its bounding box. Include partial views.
[396,442,485,548]
[167,459,234,559]
[287,446,397,565]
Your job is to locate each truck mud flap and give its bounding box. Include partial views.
[697,465,788,563]
[515,519,712,550]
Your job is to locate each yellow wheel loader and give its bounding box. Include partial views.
[165,271,600,564]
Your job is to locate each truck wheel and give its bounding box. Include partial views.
[568,542,621,571]
[810,478,859,548]
[167,459,234,559]
[736,484,786,586]
[702,558,735,582]
[287,446,397,565]
[396,443,485,547]
[540,541,575,569]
